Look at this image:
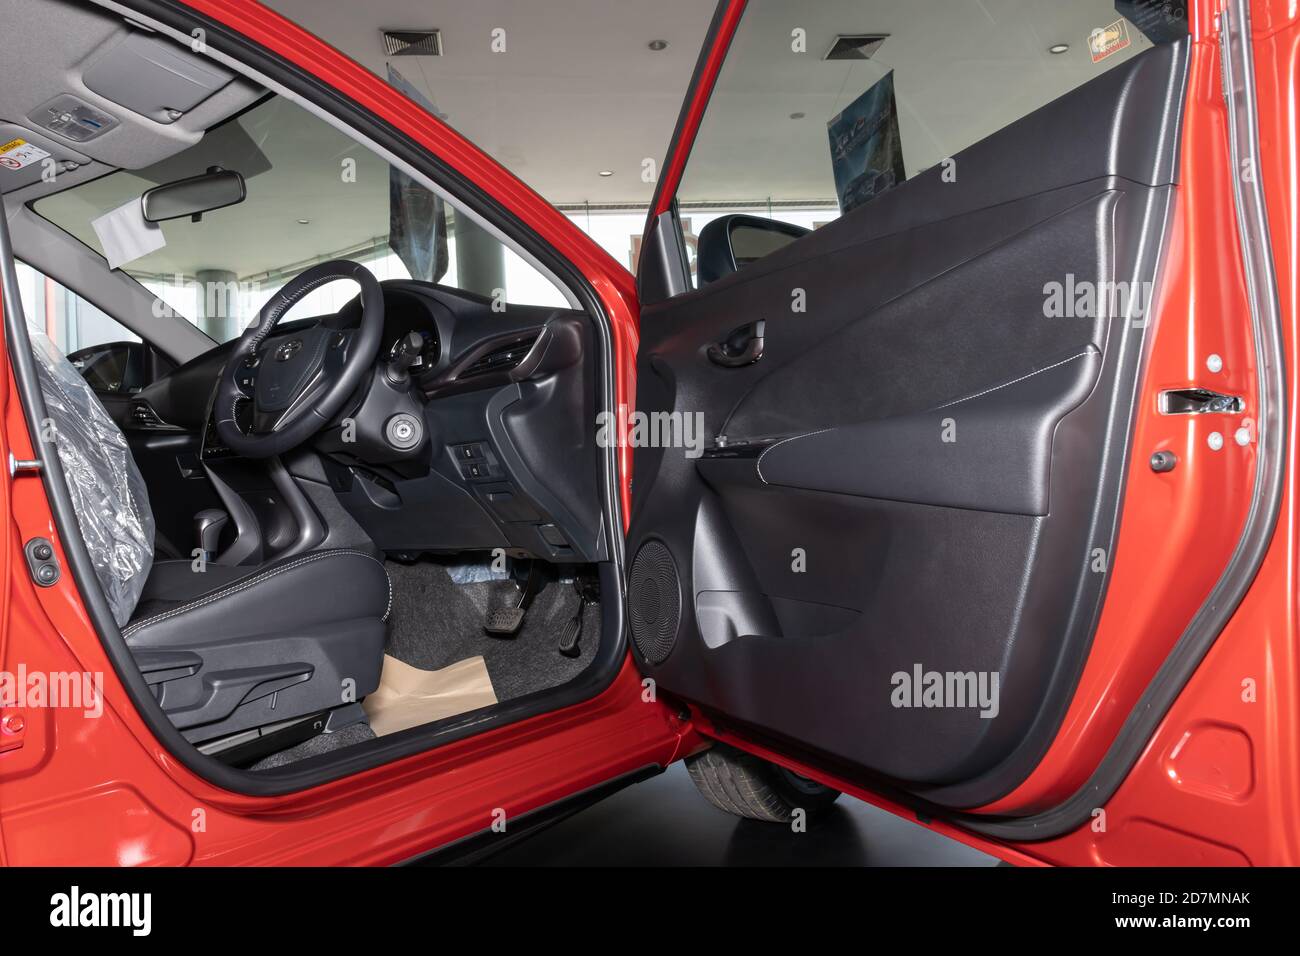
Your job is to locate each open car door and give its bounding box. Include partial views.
[626,0,1289,863]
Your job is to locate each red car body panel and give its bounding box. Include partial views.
[0,0,1297,865]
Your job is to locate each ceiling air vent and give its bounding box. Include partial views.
[382,29,443,57]
[824,34,889,60]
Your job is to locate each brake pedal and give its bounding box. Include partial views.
[483,561,540,638]
[484,606,526,636]
[558,577,599,658]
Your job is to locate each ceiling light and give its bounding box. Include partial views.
[790,111,806,120]
[598,170,614,177]
[648,40,669,52]
[1049,43,1070,54]
[297,219,311,225]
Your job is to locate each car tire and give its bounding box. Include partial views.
[685,744,841,823]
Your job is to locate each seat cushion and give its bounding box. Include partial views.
[125,548,391,649]
[136,559,253,610]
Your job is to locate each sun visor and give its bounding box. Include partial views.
[0,123,90,193]
[83,31,234,125]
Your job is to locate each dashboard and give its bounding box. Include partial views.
[128,279,605,565]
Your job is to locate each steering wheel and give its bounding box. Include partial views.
[215,259,385,459]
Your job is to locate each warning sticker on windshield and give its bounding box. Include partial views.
[0,138,51,171]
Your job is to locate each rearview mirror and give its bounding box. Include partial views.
[696,214,811,285]
[141,166,245,223]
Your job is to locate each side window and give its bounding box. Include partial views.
[675,0,1183,288]
[14,260,139,357]
[13,261,173,396]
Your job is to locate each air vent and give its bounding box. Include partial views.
[129,400,169,429]
[462,335,539,378]
[824,34,889,60]
[382,29,443,57]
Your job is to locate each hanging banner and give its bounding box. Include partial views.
[386,65,449,282]
[827,71,906,215]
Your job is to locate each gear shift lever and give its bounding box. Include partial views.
[194,509,229,563]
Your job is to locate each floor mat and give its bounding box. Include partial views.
[383,559,601,701]
[362,654,498,736]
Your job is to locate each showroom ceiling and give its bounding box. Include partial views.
[263,0,1150,208]
[263,0,713,208]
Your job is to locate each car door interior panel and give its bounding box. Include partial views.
[703,345,1102,516]
[628,41,1189,808]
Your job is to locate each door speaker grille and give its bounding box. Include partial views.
[628,540,681,664]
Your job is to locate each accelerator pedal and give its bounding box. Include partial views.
[558,576,600,658]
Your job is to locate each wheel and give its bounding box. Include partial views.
[685,744,841,823]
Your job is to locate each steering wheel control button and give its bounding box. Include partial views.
[385,413,423,450]
[24,537,60,587]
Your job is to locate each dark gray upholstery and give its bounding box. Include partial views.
[126,549,391,648]
[31,330,391,744]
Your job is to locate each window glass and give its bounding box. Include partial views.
[674,0,1180,286]
[14,259,139,355]
[34,95,570,345]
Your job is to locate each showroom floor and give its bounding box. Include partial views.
[476,762,999,866]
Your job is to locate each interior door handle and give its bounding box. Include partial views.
[707,320,765,367]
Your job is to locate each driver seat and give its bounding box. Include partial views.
[30,327,390,746]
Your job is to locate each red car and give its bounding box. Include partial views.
[0,0,1294,869]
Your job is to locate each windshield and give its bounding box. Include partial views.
[35,95,568,343]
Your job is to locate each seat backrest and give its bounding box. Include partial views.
[28,327,154,626]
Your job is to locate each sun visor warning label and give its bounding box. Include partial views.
[0,138,51,171]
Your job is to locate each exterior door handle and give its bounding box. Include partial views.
[707,320,765,367]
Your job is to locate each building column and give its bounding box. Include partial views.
[453,215,505,300]
[195,269,240,341]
